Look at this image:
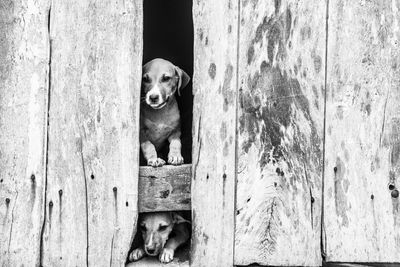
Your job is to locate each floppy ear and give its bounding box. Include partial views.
[175,66,190,96]
[171,212,191,224]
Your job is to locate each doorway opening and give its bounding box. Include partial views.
[129,0,193,265]
[141,0,194,165]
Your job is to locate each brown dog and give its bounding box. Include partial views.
[140,58,190,167]
[128,212,190,263]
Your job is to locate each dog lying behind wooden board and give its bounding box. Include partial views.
[128,212,190,263]
[140,58,190,167]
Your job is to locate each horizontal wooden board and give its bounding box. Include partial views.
[138,165,191,212]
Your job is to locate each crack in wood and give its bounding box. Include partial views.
[193,114,202,181]
[109,233,114,267]
[321,0,330,260]
[78,135,89,267]
[7,191,18,256]
[304,162,314,229]
[379,88,390,146]
[39,3,52,265]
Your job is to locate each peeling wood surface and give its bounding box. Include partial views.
[191,0,238,266]
[0,0,50,266]
[138,165,191,212]
[324,0,400,262]
[235,0,326,265]
[41,1,142,266]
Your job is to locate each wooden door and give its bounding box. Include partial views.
[324,0,400,262]
[235,0,326,265]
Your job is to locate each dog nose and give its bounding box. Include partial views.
[146,248,156,254]
[149,94,159,103]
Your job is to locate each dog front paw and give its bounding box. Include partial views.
[129,248,145,262]
[147,157,166,167]
[159,248,174,263]
[168,153,184,165]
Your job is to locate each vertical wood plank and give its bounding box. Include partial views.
[0,0,50,265]
[191,0,238,266]
[324,0,400,262]
[235,0,326,265]
[42,1,142,266]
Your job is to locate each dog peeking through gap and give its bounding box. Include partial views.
[140,58,190,167]
[129,212,190,263]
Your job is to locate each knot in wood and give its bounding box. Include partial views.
[391,189,399,199]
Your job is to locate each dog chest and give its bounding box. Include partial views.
[143,118,179,145]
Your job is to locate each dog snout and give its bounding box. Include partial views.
[144,234,160,255]
[145,244,160,256]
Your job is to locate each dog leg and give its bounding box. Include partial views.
[129,247,146,262]
[168,131,184,165]
[141,141,165,167]
[159,223,189,263]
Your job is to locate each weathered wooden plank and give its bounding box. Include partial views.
[41,1,142,266]
[324,0,400,262]
[191,0,238,266]
[235,0,326,265]
[0,0,50,265]
[138,165,191,212]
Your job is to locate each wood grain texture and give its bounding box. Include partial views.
[324,0,400,262]
[0,0,50,265]
[191,0,238,266]
[139,165,191,212]
[41,1,142,266]
[235,0,326,265]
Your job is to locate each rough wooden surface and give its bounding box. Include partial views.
[0,0,50,266]
[235,0,326,265]
[324,0,400,262]
[191,0,238,266]
[41,1,142,266]
[138,165,191,212]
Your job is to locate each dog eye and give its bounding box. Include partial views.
[158,225,168,231]
[140,225,147,232]
[161,75,171,82]
[142,75,150,83]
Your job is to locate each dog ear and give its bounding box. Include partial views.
[174,66,190,96]
[171,212,190,224]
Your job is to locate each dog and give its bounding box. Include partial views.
[140,58,190,167]
[128,212,190,263]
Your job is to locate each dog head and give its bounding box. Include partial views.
[141,58,190,109]
[139,212,189,256]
